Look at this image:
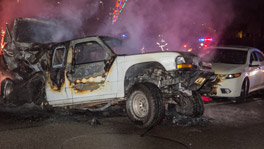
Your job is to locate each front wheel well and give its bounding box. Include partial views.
[243,77,250,90]
[124,62,165,94]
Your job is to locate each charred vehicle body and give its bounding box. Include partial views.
[3,33,216,128]
[1,18,217,128]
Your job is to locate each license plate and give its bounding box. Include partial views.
[194,77,206,85]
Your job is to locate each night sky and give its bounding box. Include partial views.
[221,0,264,49]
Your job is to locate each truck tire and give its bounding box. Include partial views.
[126,83,164,128]
[192,91,204,117]
[175,91,204,117]
[1,79,14,102]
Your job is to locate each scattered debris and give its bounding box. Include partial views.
[90,118,101,126]
[171,114,213,127]
[0,103,49,122]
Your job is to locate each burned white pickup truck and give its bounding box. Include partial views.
[2,34,217,128]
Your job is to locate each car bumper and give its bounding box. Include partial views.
[211,76,243,97]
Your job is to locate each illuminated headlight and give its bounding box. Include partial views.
[226,73,241,79]
[176,56,193,69]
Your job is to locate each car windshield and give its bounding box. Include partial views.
[202,48,247,64]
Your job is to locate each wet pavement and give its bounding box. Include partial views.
[0,95,263,149]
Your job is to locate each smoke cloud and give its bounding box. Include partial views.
[97,0,235,53]
[0,0,100,41]
[0,0,235,52]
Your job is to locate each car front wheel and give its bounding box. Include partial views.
[126,83,164,128]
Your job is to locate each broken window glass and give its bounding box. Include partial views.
[52,47,65,68]
[74,41,106,64]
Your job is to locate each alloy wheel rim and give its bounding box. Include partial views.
[132,91,149,118]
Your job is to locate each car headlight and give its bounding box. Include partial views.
[226,73,241,79]
[176,56,185,64]
[176,56,193,69]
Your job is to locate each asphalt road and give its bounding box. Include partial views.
[0,96,263,149]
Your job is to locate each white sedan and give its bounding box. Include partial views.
[202,46,264,102]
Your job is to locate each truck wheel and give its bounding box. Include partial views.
[192,91,204,117]
[1,79,14,102]
[175,91,204,117]
[126,83,164,128]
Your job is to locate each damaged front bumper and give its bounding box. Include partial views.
[159,69,217,98]
[133,67,217,99]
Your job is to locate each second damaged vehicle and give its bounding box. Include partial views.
[3,36,216,128]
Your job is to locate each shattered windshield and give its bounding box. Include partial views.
[202,48,247,64]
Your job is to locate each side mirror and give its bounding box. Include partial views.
[250,61,259,67]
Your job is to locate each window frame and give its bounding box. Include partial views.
[255,51,264,62]
[249,51,258,64]
[74,41,106,65]
[52,46,67,68]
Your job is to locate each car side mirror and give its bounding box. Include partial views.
[250,61,259,67]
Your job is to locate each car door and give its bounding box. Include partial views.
[248,51,262,91]
[254,51,264,89]
[45,45,73,105]
[67,37,118,104]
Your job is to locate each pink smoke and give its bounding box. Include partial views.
[97,0,235,53]
[0,0,99,35]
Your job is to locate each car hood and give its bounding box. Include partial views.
[211,63,246,74]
